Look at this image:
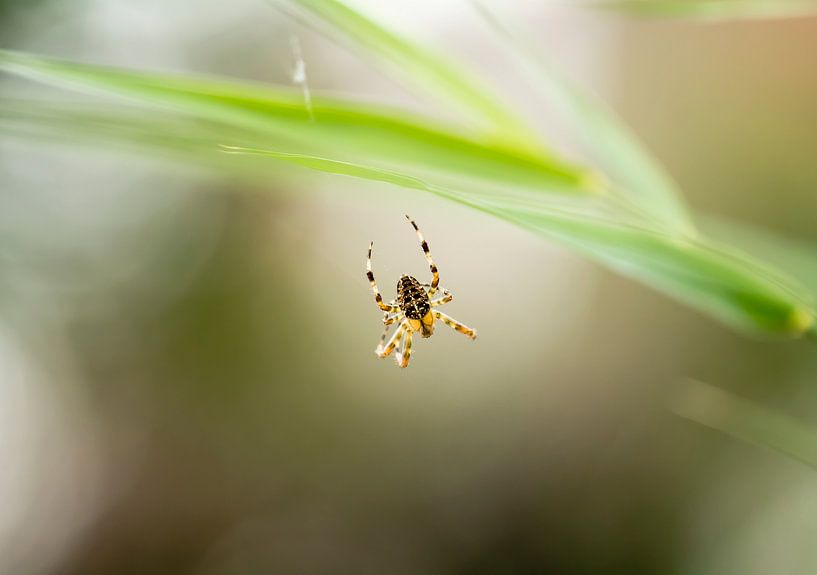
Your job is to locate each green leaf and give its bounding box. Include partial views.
[673,379,817,470]
[0,49,597,197]
[495,209,813,335]
[700,214,817,309]
[222,144,813,335]
[0,98,298,179]
[1,52,814,336]
[473,1,696,236]
[272,0,538,146]
[592,0,817,21]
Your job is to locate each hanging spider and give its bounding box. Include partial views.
[366,215,477,368]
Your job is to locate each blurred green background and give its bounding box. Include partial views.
[2,1,817,574]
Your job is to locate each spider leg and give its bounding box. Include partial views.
[421,283,447,294]
[376,321,406,358]
[394,324,406,366]
[405,215,439,296]
[376,325,389,353]
[383,300,401,323]
[433,310,477,340]
[367,242,399,312]
[395,320,414,368]
[430,287,452,307]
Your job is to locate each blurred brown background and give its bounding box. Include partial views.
[2,1,817,573]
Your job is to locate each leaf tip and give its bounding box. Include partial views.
[789,307,816,336]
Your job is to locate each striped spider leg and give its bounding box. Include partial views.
[366,242,399,314]
[433,310,477,340]
[424,284,475,339]
[376,320,406,359]
[375,305,402,355]
[406,215,439,296]
[366,216,476,368]
[430,286,453,307]
[395,319,413,368]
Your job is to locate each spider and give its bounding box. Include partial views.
[366,215,477,368]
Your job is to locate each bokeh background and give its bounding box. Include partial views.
[2,1,817,573]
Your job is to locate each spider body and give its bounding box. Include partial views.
[397,274,434,337]
[366,216,476,368]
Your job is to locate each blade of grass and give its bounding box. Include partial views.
[592,0,817,21]
[672,379,817,470]
[2,61,814,336]
[0,98,612,223]
[222,144,813,335]
[272,0,538,146]
[0,49,599,196]
[700,214,817,308]
[0,99,298,180]
[497,208,813,334]
[474,1,696,236]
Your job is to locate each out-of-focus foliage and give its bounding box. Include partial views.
[673,379,817,469]
[0,50,593,193]
[474,0,695,234]
[593,0,817,21]
[1,43,814,337]
[269,0,538,146]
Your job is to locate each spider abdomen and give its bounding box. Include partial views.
[397,275,430,320]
